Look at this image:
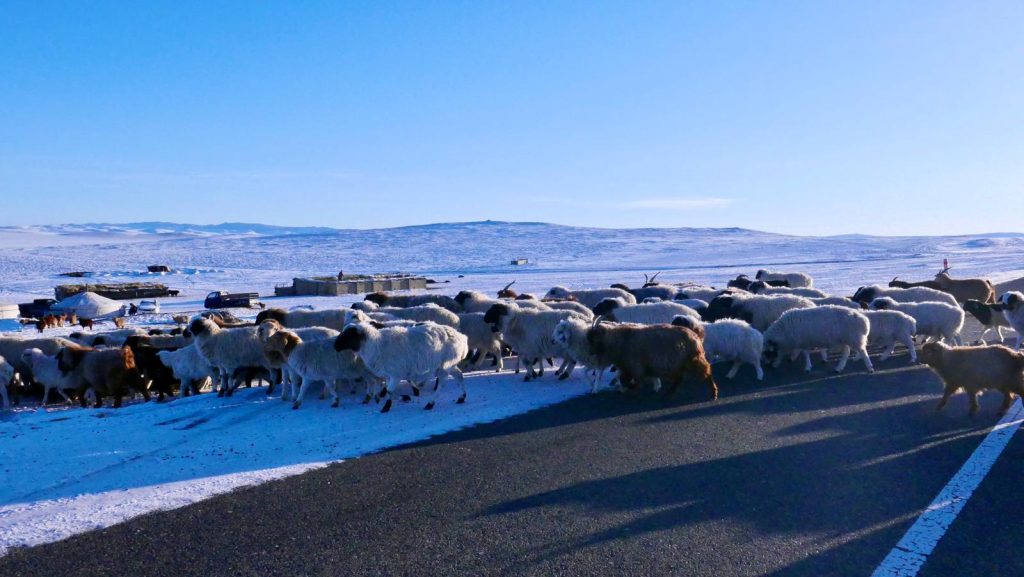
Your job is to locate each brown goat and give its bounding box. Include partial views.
[933,270,995,304]
[920,342,1024,415]
[889,277,942,291]
[57,345,148,408]
[497,280,518,299]
[586,322,717,400]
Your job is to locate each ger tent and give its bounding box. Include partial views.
[51,292,124,320]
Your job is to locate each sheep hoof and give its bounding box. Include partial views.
[291,402,301,410]
[456,395,466,404]
[217,390,225,398]
[558,372,569,381]
[424,402,435,411]
[362,394,371,404]
[381,399,393,413]
[412,387,421,397]
[331,400,340,408]
[401,395,411,402]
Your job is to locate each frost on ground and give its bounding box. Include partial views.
[0,372,591,555]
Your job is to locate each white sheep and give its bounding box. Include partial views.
[809,296,862,309]
[763,305,873,373]
[592,298,700,325]
[552,317,610,392]
[156,344,216,398]
[869,297,963,346]
[70,328,148,348]
[673,286,728,303]
[0,355,13,410]
[852,285,958,307]
[262,329,372,409]
[372,304,460,328]
[544,286,636,309]
[748,281,827,298]
[188,318,271,396]
[483,303,585,381]
[543,300,594,319]
[21,348,80,406]
[755,269,814,288]
[673,316,764,380]
[704,293,816,332]
[334,321,469,413]
[257,320,340,400]
[350,301,379,312]
[455,290,550,314]
[255,307,349,331]
[457,312,504,372]
[860,309,918,363]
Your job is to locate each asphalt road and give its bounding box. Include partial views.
[2,352,1020,577]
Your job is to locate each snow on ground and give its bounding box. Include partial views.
[0,371,592,555]
[1,220,1023,554]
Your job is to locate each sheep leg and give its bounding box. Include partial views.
[753,358,764,381]
[834,346,851,373]
[558,359,574,381]
[789,350,801,362]
[857,345,874,372]
[652,377,662,393]
[880,342,896,361]
[41,386,51,407]
[56,387,72,404]
[999,390,1015,413]
[996,326,1005,343]
[803,351,813,372]
[0,384,7,410]
[726,361,741,379]
[900,334,918,363]
[330,379,341,408]
[952,332,963,346]
[936,383,957,411]
[819,349,828,362]
[380,377,399,413]
[292,378,319,410]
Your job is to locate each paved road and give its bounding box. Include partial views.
[2,353,1020,576]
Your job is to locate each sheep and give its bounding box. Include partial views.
[592,298,701,325]
[56,345,149,408]
[551,317,611,392]
[334,321,469,413]
[963,299,1015,344]
[123,333,192,350]
[762,305,873,373]
[0,356,13,409]
[860,309,918,363]
[350,300,379,313]
[996,291,1024,350]
[809,296,862,309]
[755,269,814,288]
[851,285,958,307]
[586,322,717,399]
[702,293,816,332]
[483,304,585,381]
[371,304,460,328]
[727,274,789,290]
[747,281,827,299]
[674,286,729,303]
[542,300,594,319]
[262,329,372,409]
[257,319,341,400]
[157,345,216,398]
[70,328,148,348]
[187,318,272,396]
[932,270,996,304]
[672,316,764,380]
[123,340,181,402]
[869,297,964,346]
[496,280,519,299]
[457,313,504,372]
[0,336,77,386]
[363,292,462,313]
[255,307,349,331]
[920,342,1024,415]
[21,348,85,406]
[675,298,709,313]
[544,286,636,310]
[455,290,550,314]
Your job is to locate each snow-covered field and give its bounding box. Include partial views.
[1,220,1023,555]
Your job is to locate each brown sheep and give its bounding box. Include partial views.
[497,280,518,299]
[586,322,717,400]
[57,345,149,408]
[920,342,1024,416]
[79,318,94,330]
[933,270,996,304]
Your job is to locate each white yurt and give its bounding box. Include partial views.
[0,303,18,320]
[50,292,125,320]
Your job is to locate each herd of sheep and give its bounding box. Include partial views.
[4,267,1024,417]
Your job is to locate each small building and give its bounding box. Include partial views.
[276,274,428,297]
[0,304,19,320]
[55,282,178,301]
[511,257,529,266]
[147,265,172,273]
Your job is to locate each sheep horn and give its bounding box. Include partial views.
[502,280,516,291]
[891,276,898,283]
[643,273,650,284]
[591,315,603,329]
[650,272,661,282]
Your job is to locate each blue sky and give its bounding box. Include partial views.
[2,1,1022,235]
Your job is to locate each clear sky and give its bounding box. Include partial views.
[2,1,1022,235]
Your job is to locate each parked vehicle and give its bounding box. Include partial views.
[137,300,160,314]
[204,291,261,309]
[18,298,57,319]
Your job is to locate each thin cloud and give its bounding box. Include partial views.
[620,197,734,210]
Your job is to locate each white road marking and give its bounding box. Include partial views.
[872,398,1024,577]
